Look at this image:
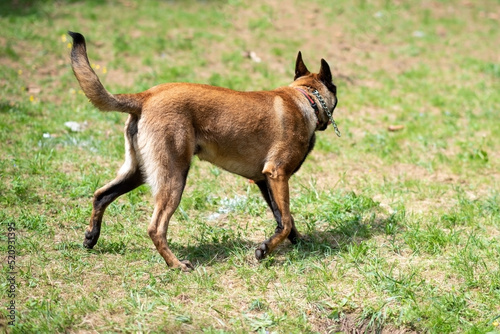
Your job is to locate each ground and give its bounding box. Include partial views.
[0,0,499,333]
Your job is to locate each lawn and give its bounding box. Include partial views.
[1,0,499,333]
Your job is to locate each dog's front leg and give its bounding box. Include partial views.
[255,165,294,260]
[255,180,302,244]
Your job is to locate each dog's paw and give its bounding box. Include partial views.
[179,260,194,272]
[255,243,268,260]
[83,231,98,249]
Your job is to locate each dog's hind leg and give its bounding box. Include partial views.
[255,180,302,244]
[84,115,143,249]
[143,125,194,271]
[147,166,193,272]
[84,169,143,248]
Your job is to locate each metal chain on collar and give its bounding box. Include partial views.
[310,89,341,137]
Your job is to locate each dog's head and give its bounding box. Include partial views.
[292,52,337,131]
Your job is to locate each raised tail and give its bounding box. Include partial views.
[68,31,144,115]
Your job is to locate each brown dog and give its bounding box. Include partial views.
[69,31,340,271]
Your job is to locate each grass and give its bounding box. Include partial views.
[1,0,499,332]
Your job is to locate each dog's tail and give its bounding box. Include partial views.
[68,31,145,115]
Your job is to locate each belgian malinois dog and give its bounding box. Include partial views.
[69,31,340,271]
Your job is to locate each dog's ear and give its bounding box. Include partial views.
[318,59,333,84]
[294,51,310,80]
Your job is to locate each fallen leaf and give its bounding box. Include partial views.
[388,125,405,132]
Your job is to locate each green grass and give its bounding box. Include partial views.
[1,0,500,332]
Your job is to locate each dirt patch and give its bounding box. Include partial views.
[332,312,417,334]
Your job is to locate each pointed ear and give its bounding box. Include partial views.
[294,51,310,80]
[319,59,333,84]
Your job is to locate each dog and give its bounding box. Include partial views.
[68,31,340,271]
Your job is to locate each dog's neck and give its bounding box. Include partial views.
[295,87,320,128]
[294,87,341,136]
[309,89,341,137]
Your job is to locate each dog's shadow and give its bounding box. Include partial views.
[169,213,401,267]
[87,211,400,268]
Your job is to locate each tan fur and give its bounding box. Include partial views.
[69,32,339,271]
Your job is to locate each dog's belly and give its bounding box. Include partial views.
[196,143,265,181]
